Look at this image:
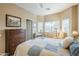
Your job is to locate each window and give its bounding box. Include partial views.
[38,22,43,32]
[51,21,60,32]
[62,18,71,36]
[45,22,52,32]
[33,22,37,33]
[45,20,60,32]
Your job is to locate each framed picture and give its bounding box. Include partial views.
[6,14,21,27]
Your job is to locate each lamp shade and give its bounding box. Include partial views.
[72,31,79,37]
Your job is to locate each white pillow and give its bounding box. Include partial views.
[63,37,73,49]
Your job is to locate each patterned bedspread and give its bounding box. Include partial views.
[14,37,70,56]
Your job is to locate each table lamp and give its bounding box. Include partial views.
[72,31,79,40]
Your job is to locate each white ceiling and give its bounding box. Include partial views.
[16,3,77,16]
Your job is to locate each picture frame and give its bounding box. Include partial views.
[6,14,21,27]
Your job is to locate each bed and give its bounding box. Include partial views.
[14,37,70,56]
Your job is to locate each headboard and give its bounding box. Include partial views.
[5,29,26,55]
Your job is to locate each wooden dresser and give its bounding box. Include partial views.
[5,29,26,55]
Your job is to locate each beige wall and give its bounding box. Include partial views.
[71,5,78,31]
[36,5,78,34]
[45,13,61,21]
[37,16,45,32]
[0,3,37,53]
[60,5,78,32]
[59,7,72,35]
[77,4,79,33]
[44,5,78,33]
[37,16,44,22]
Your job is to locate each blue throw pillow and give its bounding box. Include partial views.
[69,42,79,56]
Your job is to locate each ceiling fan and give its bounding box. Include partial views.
[39,3,43,8]
[39,3,51,10]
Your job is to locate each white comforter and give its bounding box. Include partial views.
[14,37,70,56]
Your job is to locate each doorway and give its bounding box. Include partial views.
[26,19,33,40]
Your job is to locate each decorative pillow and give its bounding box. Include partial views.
[63,37,73,49]
[69,42,79,56]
